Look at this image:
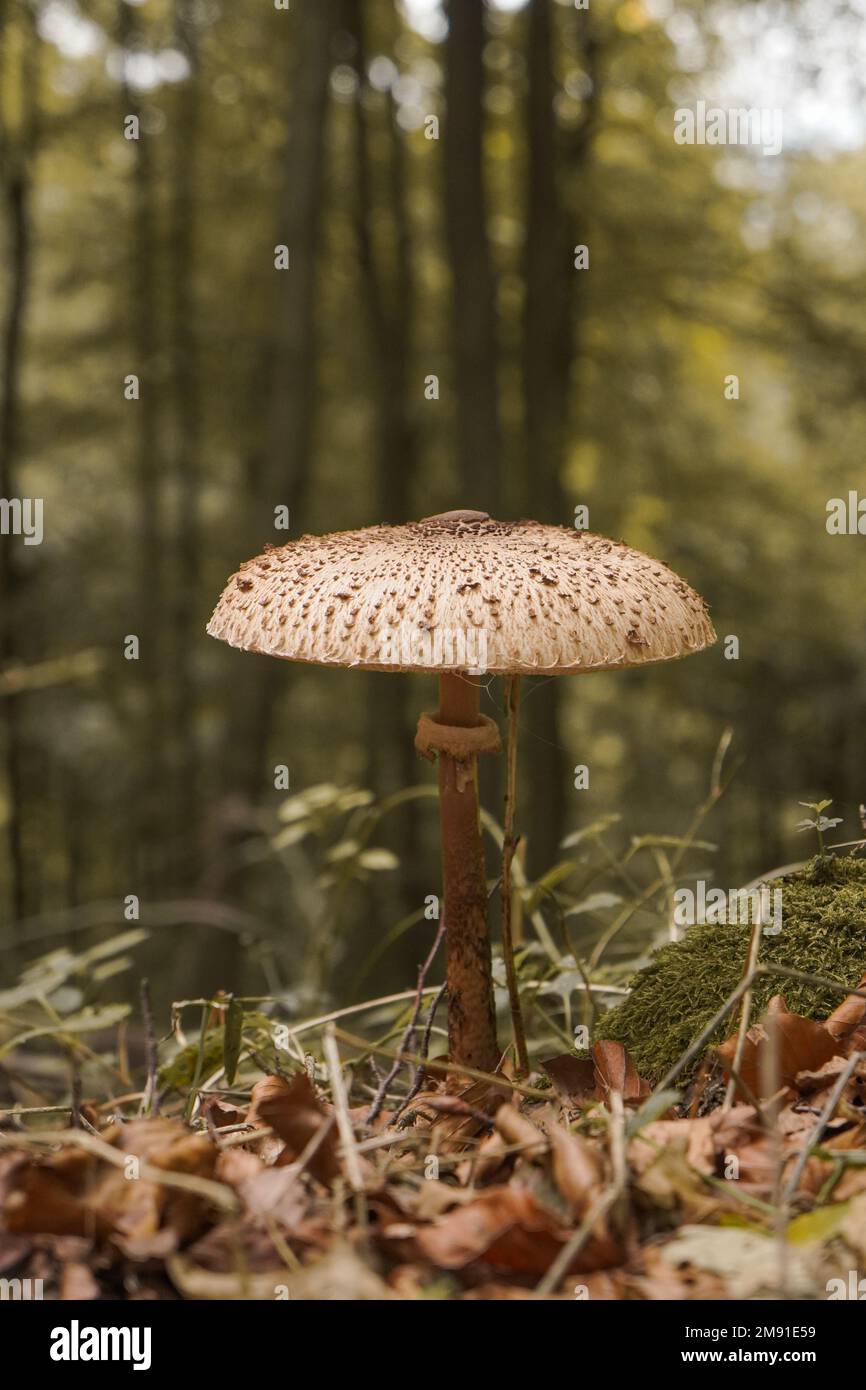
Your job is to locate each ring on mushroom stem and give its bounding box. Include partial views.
[206,512,716,1079]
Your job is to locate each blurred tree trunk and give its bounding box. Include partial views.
[0,2,38,923]
[345,2,414,530]
[169,0,201,881]
[344,0,425,948]
[522,1,600,875]
[444,0,503,838]
[224,1,335,812]
[522,0,569,875]
[444,0,501,513]
[118,0,166,894]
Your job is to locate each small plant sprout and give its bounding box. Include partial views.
[207,511,715,1076]
[796,799,843,857]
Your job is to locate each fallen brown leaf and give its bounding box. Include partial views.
[404,1179,477,1222]
[717,995,840,1098]
[59,1261,100,1300]
[541,1055,596,1106]
[215,1148,263,1188]
[387,1262,446,1298]
[493,1103,547,1159]
[547,1121,604,1216]
[633,1145,720,1221]
[200,1097,248,1130]
[825,974,866,1043]
[626,1245,728,1301]
[233,1166,308,1228]
[455,1130,509,1187]
[542,1043,650,1109]
[795,1055,854,1094]
[629,1115,715,1177]
[415,1183,619,1274]
[246,1073,341,1185]
[592,1040,651,1102]
[4,1166,112,1240]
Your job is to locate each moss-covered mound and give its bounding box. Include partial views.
[596,856,866,1083]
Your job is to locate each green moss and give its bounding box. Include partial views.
[595,856,866,1083]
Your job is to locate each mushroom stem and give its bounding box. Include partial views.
[436,671,500,1076]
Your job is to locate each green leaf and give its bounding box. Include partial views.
[626,1089,682,1136]
[277,795,315,824]
[560,815,621,849]
[160,1028,225,1090]
[0,1004,131,1058]
[564,891,622,917]
[522,858,580,911]
[358,847,399,871]
[0,930,148,1010]
[629,834,717,852]
[298,783,342,807]
[80,929,148,966]
[90,956,136,984]
[335,789,375,813]
[325,838,361,863]
[272,822,312,850]
[787,1203,850,1245]
[223,995,244,1085]
[813,1146,866,1167]
[0,967,72,1010]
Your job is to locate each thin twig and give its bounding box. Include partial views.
[722,908,765,1111]
[139,977,159,1117]
[284,985,451,1038]
[394,981,447,1122]
[501,675,530,1078]
[365,915,446,1125]
[782,1050,865,1202]
[762,965,866,1000]
[216,1124,275,1150]
[760,999,787,1297]
[70,1058,82,1129]
[653,967,764,1095]
[407,1095,497,1127]
[334,1025,549,1099]
[322,1026,364,1192]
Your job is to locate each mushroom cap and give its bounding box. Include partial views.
[206,512,716,675]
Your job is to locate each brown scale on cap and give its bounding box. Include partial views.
[207,514,716,674]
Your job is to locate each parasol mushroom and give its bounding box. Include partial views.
[207,510,715,1076]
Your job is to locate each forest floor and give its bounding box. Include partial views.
[3,968,866,1301]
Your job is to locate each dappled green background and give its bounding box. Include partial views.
[1,0,865,1028]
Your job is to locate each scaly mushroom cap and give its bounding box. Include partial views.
[206,511,716,675]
